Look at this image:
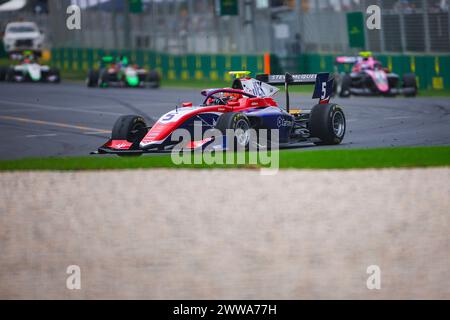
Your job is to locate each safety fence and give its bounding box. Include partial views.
[51,48,449,90]
[45,1,450,56]
[51,48,265,82]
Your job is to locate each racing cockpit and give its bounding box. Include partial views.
[201,88,255,106]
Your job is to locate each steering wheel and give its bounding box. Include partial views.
[208,95,227,106]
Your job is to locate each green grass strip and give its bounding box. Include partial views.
[0,146,449,171]
[279,146,450,169]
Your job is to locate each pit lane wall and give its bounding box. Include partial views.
[51,48,450,90]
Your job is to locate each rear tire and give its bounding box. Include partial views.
[147,70,161,89]
[402,73,417,97]
[215,112,252,150]
[310,103,346,145]
[49,68,61,83]
[86,70,99,87]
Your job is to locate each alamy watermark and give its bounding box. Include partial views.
[66,265,81,290]
[366,5,381,30]
[64,4,381,31]
[66,5,81,30]
[63,263,382,291]
[170,122,280,175]
[366,265,381,290]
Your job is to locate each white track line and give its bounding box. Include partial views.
[25,133,59,138]
[0,100,124,117]
[83,131,110,135]
[0,115,108,133]
[384,116,412,120]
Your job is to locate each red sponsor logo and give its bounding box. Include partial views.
[105,140,133,150]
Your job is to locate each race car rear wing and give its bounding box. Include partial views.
[256,73,318,86]
[336,51,372,64]
[256,72,334,112]
[335,56,359,64]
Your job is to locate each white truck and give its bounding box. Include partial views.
[2,21,45,55]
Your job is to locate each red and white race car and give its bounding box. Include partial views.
[93,71,346,156]
[334,52,417,97]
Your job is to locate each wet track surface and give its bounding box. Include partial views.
[0,82,449,159]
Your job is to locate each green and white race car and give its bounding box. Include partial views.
[0,51,60,83]
[86,55,161,89]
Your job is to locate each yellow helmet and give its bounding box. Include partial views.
[359,51,373,58]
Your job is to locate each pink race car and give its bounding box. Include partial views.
[334,52,417,98]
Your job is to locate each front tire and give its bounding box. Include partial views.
[6,68,15,82]
[0,67,7,81]
[310,103,346,145]
[111,115,148,157]
[112,115,148,143]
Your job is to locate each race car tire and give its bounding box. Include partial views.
[310,103,346,145]
[402,73,417,97]
[0,67,7,81]
[147,70,161,89]
[338,74,352,98]
[112,115,148,143]
[111,115,148,157]
[49,68,61,83]
[6,68,15,82]
[87,70,99,87]
[99,71,110,88]
[215,112,252,150]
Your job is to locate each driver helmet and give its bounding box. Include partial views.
[359,51,373,61]
[23,50,34,63]
[223,91,243,102]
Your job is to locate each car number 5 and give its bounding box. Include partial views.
[321,82,327,99]
[162,113,175,122]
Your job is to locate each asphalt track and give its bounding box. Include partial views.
[0,81,449,160]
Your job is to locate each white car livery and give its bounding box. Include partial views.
[0,61,60,83]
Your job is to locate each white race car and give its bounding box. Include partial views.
[0,52,60,83]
